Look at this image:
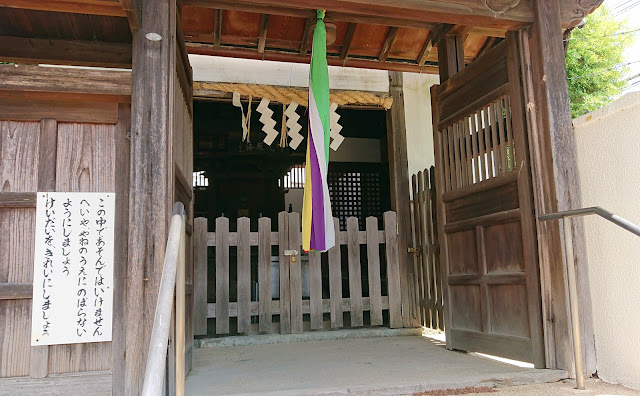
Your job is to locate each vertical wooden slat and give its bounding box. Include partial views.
[384,211,402,328]
[215,217,229,334]
[346,217,363,327]
[411,174,423,326]
[193,217,208,335]
[258,217,272,332]
[366,217,383,326]
[452,124,461,189]
[430,167,444,330]
[442,128,451,192]
[328,218,343,328]
[505,95,515,170]
[480,107,491,179]
[236,217,251,333]
[470,112,480,183]
[490,103,500,176]
[278,211,291,334]
[497,98,508,173]
[417,171,432,329]
[309,251,323,330]
[464,117,473,184]
[288,212,303,334]
[30,118,57,379]
[457,120,467,187]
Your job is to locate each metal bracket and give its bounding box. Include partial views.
[283,250,298,256]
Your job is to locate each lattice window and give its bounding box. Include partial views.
[280,164,305,189]
[193,171,209,187]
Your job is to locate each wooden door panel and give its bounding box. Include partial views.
[432,33,545,367]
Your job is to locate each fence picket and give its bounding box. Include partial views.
[328,218,343,328]
[384,211,402,328]
[215,217,230,334]
[366,217,383,326]
[417,171,431,328]
[288,213,303,334]
[411,174,424,326]
[258,217,272,332]
[193,217,208,335]
[347,217,363,327]
[237,217,251,333]
[278,212,291,334]
[309,250,323,330]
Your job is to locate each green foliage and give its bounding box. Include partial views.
[565,6,635,118]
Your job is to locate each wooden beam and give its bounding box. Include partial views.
[299,16,313,55]
[0,0,126,16]
[387,71,414,327]
[437,33,464,82]
[258,14,270,54]
[378,26,398,63]
[476,36,497,59]
[340,23,356,62]
[525,0,596,375]
[187,43,439,74]
[0,283,33,300]
[417,23,454,66]
[184,0,533,30]
[0,64,132,102]
[0,192,36,208]
[119,0,141,32]
[0,36,132,69]
[213,9,222,47]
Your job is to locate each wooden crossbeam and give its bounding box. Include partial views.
[340,23,357,62]
[299,16,313,55]
[0,0,126,17]
[258,14,270,54]
[417,23,453,66]
[476,37,497,59]
[213,9,223,47]
[0,36,132,69]
[378,26,398,63]
[119,0,141,33]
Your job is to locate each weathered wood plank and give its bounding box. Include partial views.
[193,217,208,335]
[346,217,363,327]
[0,0,126,16]
[236,217,251,334]
[384,211,402,328]
[111,105,129,393]
[258,217,272,332]
[366,217,383,326]
[277,212,291,334]
[0,36,132,69]
[0,282,32,300]
[0,98,119,124]
[215,217,230,334]
[328,218,343,328]
[0,370,112,395]
[288,213,303,334]
[206,230,380,246]
[309,251,323,330]
[0,192,36,208]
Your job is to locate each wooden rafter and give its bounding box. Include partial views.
[378,27,398,63]
[340,23,357,62]
[475,36,496,59]
[119,0,141,33]
[0,0,126,17]
[0,35,132,69]
[213,9,222,47]
[258,14,270,54]
[417,24,453,66]
[299,16,313,55]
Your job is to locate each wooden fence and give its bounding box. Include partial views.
[193,211,403,336]
[411,166,444,330]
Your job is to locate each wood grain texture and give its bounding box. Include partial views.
[328,218,343,328]
[384,211,402,328]
[0,98,119,124]
[366,217,383,326]
[277,212,291,334]
[236,217,251,333]
[193,217,208,335]
[346,217,363,327]
[0,192,36,208]
[288,213,303,334]
[215,217,230,334]
[258,217,272,332]
[309,251,323,330]
[0,282,32,300]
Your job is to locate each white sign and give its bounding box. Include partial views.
[31,192,115,346]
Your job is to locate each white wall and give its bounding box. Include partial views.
[573,92,640,390]
[403,72,439,192]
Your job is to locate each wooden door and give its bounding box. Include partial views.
[430,33,545,367]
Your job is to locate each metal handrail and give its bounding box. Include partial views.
[539,206,640,391]
[142,202,186,396]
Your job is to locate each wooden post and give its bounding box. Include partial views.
[387,70,414,327]
[437,34,465,82]
[193,217,208,335]
[524,0,596,375]
[126,0,177,393]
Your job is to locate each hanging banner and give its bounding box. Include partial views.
[31,192,115,346]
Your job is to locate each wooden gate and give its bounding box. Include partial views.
[193,211,403,335]
[430,33,545,367]
[410,166,444,331]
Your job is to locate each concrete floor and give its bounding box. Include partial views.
[477,378,640,395]
[186,330,567,396]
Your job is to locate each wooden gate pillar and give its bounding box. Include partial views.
[522,0,596,375]
[387,71,414,327]
[437,34,465,82]
[125,0,178,393]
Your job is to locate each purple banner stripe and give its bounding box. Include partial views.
[308,123,326,251]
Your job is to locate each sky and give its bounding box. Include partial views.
[605,0,640,92]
